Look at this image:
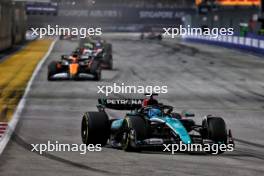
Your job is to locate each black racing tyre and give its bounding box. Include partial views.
[108,57,113,70]
[203,117,228,154]
[93,68,101,81]
[104,43,112,54]
[104,55,113,70]
[121,116,148,152]
[90,60,101,81]
[102,54,112,65]
[81,112,109,146]
[102,44,113,70]
[207,117,227,143]
[47,61,58,81]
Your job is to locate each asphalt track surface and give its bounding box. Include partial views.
[0,35,264,176]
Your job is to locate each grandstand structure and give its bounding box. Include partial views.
[52,0,195,8]
[27,0,195,31]
[26,0,263,34]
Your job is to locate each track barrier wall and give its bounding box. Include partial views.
[183,34,264,55]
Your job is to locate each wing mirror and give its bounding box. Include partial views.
[181,110,195,118]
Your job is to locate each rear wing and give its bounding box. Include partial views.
[98,99,143,110]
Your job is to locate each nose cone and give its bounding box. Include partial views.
[69,63,79,77]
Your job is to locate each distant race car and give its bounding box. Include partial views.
[78,37,113,69]
[140,32,162,40]
[60,34,78,40]
[47,52,101,81]
[81,94,234,154]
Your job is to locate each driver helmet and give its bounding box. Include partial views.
[148,108,162,118]
[72,51,79,56]
[95,42,102,48]
[142,98,158,107]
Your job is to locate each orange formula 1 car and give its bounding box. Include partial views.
[47,53,101,81]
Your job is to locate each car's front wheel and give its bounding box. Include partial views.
[121,116,148,152]
[202,117,228,154]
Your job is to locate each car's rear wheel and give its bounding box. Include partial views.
[104,43,112,53]
[121,116,148,152]
[81,112,109,146]
[90,60,101,81]
[94,68,101,81]
[108,56,113,70]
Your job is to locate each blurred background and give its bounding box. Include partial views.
[1,1,264,176]
[1,0,264,51]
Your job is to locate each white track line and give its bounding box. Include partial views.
[0,39,57,154]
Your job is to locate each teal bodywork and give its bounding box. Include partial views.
[110,114,192,144]
[111,119,124,130]
[150,116,192,144]
[148,108,192,144]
